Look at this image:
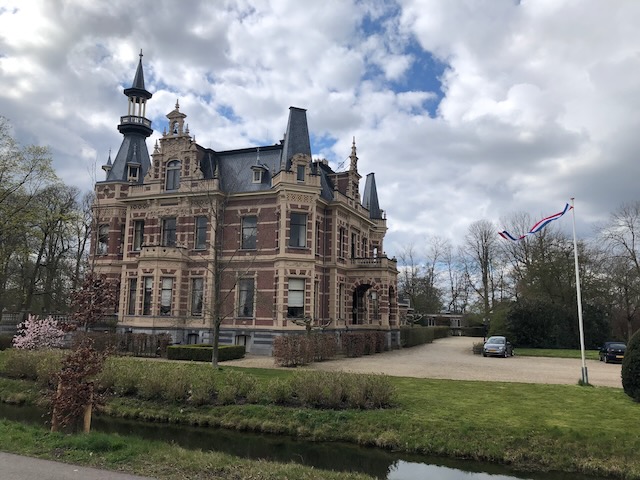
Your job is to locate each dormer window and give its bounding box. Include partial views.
[252,170,262,183]
[297,165,305,182]
[128,166,139,181]
[166,160,180,190]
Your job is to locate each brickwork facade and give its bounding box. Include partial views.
[91,56,399,354]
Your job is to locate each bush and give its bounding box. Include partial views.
[622,329,640,402]
[272,335,313,367]
[2,349,63,382]
[0,334,13,350]
[166,345,245,362]
[400,326,450,348]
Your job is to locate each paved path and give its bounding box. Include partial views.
[223,336,623,388]
[0,451,155,480]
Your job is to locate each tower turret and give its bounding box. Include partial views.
[101,51,153,184]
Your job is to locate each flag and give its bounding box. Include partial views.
[499,203,572,241]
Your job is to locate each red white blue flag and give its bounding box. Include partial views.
[499,203,572,241]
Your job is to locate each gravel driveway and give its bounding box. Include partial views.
[223,336,623,388]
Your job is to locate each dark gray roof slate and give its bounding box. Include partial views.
[281,107,311,170]
[101,134,151,184]
[363,172,382,219]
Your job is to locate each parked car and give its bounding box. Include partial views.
[482,336,514,358]
[599,342,626,363]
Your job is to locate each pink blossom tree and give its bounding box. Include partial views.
[12,314,66,350]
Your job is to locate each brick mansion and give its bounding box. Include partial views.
[91,54,399,354]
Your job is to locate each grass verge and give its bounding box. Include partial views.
[516,348,600,360]
[0,419,373,480]
[1,353,639,479]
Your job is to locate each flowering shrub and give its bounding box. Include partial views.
[12,315,66,350]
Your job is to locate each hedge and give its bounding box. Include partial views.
[400,326,449,347]
[167,344,245,362]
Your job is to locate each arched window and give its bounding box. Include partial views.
[166,160,180,190]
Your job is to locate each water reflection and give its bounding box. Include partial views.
[0,403,601,480]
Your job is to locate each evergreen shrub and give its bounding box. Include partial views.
[0,334,13,350]
[622,329,640,402]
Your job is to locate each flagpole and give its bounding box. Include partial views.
[571,197,588,384]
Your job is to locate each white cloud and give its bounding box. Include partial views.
[2,0,640,260]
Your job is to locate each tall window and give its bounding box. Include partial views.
[96,224,108,255]
[142,277,153,315]
[133,220,144,251]
[296,164,305,182]
[191,278,204,316]
[127,278,137,315]
[287,278,305,318]
[338,283,344,320]
[338,227,345,258]
[162,218,177,247]
[195,216,207,249]
[351,233,356,258]
[371,290,379,320]
[238,278,254,317]
[160,278,173,316]
[241,216,257,249]
[166,160,180,190]
[289,213,307,248]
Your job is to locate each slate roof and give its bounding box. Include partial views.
[363,172,383,219]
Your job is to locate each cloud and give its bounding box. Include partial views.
[2,0,640,260]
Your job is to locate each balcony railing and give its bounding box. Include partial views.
[120,115,151,128]
[351,256,396,268]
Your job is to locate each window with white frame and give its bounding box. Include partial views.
[96,224,108,255]
[252,170,262,183]
[160,277,173,316]
[287,278,305,318]
[133,220,144,251]
[142,277,153,315]
[241,216,257,249]
[238,278,254,317]
[194,216,207,250]
[191,278,204,316]
[127,278,137,315]
[162,218,177,247]
[165,160,180,190]
[289,213,307,248]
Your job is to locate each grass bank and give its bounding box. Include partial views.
[0,419,372,480]
[515,348,599,360]
[1,353,639,479]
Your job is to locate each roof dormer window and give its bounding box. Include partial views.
[297,164,305,182]
[128,166,139,182]
[252,170,262,183]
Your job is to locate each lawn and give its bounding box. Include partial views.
[515,347,600,360]
[0,351,639,479]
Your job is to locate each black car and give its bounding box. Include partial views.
[482,336,514,358]
[599,342,626,363]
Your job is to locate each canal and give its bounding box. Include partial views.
[0,403,602,480]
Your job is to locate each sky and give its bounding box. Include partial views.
[1,0,640,259]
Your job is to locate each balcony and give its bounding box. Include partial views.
[139,245,187,262]
[120,115,152,128]
[351,256,397,269]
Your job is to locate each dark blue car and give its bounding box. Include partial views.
[599,342,626,363]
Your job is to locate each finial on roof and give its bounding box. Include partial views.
[154,140,159,153]
[349,136,358,172]
[107,148,112,165]
[175,99,180,110]
[185,123,189,134]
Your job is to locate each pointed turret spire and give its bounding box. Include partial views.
[101,53,153,184]
[349,136,358,172]
[280,107,311,171]
[363,173,383,219]
[131,50,146,90]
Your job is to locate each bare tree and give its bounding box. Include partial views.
[463,219,501,322]
[600,201,640,341]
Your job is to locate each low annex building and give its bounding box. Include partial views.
[91,54,399,354]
